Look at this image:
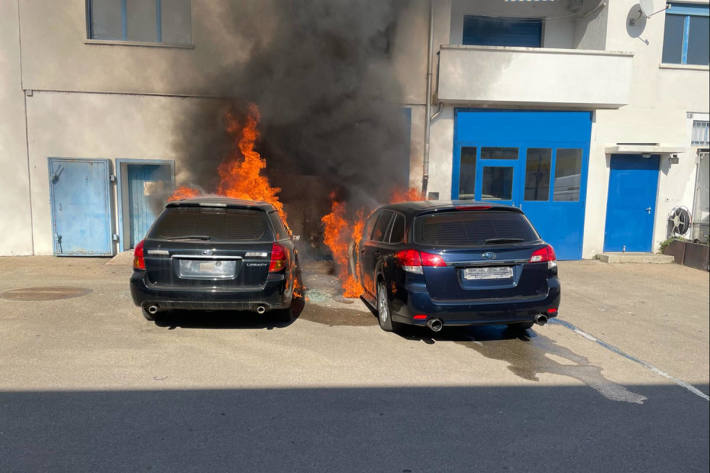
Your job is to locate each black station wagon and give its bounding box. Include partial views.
[130,197,299,322]
[353,201,560,332]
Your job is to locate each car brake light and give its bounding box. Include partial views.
[395,249,446,274]
[133,240,145,270]
[529,245,557,268]
[269,243,288,272]
[413,314,427,320]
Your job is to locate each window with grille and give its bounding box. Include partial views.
[87,0,191,45]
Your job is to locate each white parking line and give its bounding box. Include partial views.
[550,318,710,402]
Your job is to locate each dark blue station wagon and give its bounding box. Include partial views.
[354,201,560,332]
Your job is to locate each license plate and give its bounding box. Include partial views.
[463,266,513,280]
[178,259,237,279]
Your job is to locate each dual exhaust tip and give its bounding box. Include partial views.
[145,305,268,315]
[425,314,547,332]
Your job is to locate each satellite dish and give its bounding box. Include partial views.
[669,207,692,236]
[639,0,654,17]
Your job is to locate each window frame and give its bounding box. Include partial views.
[370,210,395,243]
[387,212,407,244]
[662,3,709,66]
[85,0,193,48]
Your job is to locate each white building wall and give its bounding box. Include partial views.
[24,91,221,255]
[583,0,709,258]
[449,0,579,48]
[0,1,33,255]
[426,0,709,258]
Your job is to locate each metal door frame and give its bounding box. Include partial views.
[116,159,175,252]
[48,157,114,256]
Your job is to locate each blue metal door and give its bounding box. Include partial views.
[48,158,113,256]
[453,110,591,260]
[603,155,659,252]
[127,164,164,248]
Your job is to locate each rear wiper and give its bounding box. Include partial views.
[165,235,212,240]
[484,238,525,244]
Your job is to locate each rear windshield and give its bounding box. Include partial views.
[148,207,273,242]
[414,210,539,246]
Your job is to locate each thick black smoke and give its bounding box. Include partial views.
[170,0,411,237]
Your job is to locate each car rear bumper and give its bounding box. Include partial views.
[391,277,560,327]
[130,271,292,312]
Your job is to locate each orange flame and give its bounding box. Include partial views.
[321,197,364,298]
[167,103,286,223]
[322,187,422,297]
[390,187,424,203]
[167,186,201,202]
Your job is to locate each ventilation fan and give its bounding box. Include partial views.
[669,206,692,236]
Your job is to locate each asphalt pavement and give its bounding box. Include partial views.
[0,256,707,472]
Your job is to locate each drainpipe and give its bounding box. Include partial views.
[422,0,434,198]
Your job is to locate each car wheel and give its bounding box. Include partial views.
[508,321,534,331]
[376,280,396,332]
[141,306,155,321]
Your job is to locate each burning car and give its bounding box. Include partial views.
[352,201,560,333]
[130,197,300,323]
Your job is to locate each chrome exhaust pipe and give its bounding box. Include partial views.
[147,305,159,315]
[534,314,548,326]
[256,305,266,315]
[426,318,443,332]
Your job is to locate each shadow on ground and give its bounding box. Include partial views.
[1,385,707,473]
[153,297,306,330]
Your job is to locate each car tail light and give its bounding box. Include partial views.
[269,243,288,272]
[546,308,558,315]
[413,314,428,320]
[529,245,557,269]
[395,249,446,274]
[133,240,146,270]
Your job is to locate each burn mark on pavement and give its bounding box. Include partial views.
[399,325,647,404]
[1,286,92,301]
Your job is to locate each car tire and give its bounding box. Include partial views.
[376,280,397,332]
[508,321,534,331]
[141,306,155,322]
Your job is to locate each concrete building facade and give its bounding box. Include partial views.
[1,0,708,258]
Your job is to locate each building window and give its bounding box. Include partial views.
[662,3,709,65]
[692,120,710,146]
[553,149,582,202]
[458,147,477,200]
[524,148,551,201]
[482,167,514,201]
[87,0,191,45]
[463,16,542,48]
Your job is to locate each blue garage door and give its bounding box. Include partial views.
[49,158,113,256]
[603,155,660,252]
[453,110,592,260]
